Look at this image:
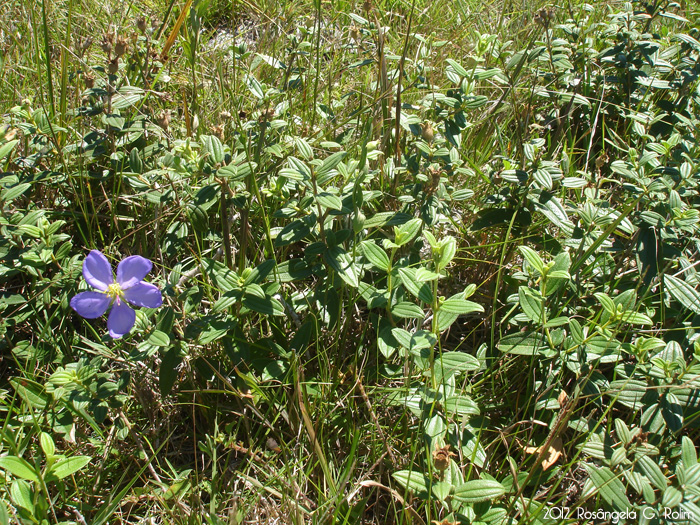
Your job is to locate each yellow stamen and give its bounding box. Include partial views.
[106,283,124,301]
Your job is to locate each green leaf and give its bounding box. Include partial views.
[1,182,31,202]
[316,151,346,181]
[316,192,343,211]
[444,395,480,417]
[410,330,437,351]
[103,114,125,129]
[437,237,457,271]
[213,290,243,313]
[324,246,360,288]
[0,139,19,161]
[662,486,683,509]
[584,465,630,511]
[0,457,38,482]
[112,89,143,109]
[392,470,430,498]
[531,192,574,235]
[439,297,483,315]
[446,58,468,77]
[40,432,55,459]
[160,344,183,397]
[431,481,452,502]
[0,497,9,525]
[242,295,285,316]
[129,148,143,173]
[358,282,389,308]
[661,393,684,433]
[202,135,224,164]
[294,137,314,160]
[453,480,506,503]
[275,219,311,248]
[595,293,617,316]
[246,74,264,99]
[10,480,33,513]
[377,317,399,358]
[276,259,313,283]
[497,331,547,355]
[203,259,240,292]
[519,246,545,274]
[665,274,700,314]
[47,456,92,480]
[361,241,390,271]
[435,309,459,333]
[544,316,569,328]
[619,311,653,325]
[636,455,667,490]
[682,436,698,467]
[364,212,413,228]
[391,302,425,319]
[398,268,433,303]
[147,330,170,347]
[243,259,276,286]
[219,164,252,181]
[394,218,422,246]
[390,328,412,349]
[437,352,481,375]
[533,168,553,190]
[197,319,233,344]
[608,380,648,410]
[519,286,544,323]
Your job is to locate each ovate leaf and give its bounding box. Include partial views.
[47,456,92,480]
[0,457,38,482]
[665,274,700,314]
[392,470,430,498]
[519,286,544,323]
[498,331,547,355]
[584,465,630,511]
[361,241,390,271]
[324,246,360,288]
[453,480,506,503]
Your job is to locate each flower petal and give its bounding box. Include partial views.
[123,282,163,308]
[70,291,111,319]
[116,255,153,289]
[107,301,136,339]
[83,251,113,291]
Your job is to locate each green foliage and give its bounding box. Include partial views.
[2,0,700,522]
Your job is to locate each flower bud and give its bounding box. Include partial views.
[108,57,119,75]
[432,444,455,472]
[156,110,171,131]
[211,124,224,140]
[114,36,128,57]
[420,122,434,143]
[84,70,95,88]
[352,212,366,233]
[101,31,114,54]
[137,16,147,34]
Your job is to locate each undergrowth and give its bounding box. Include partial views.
[1,0,700,523]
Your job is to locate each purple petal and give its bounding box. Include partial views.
[123,282,163,308]
[116,255,153,289]
[83,251,113,291]
[70,291,111,319]
[107,301,136,339]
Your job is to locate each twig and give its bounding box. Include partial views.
[118,409,162,485]
[355,372,398,466]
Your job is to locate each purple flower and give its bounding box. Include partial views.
[70,250,162,339]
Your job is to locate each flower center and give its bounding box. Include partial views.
[106,283,124,302]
